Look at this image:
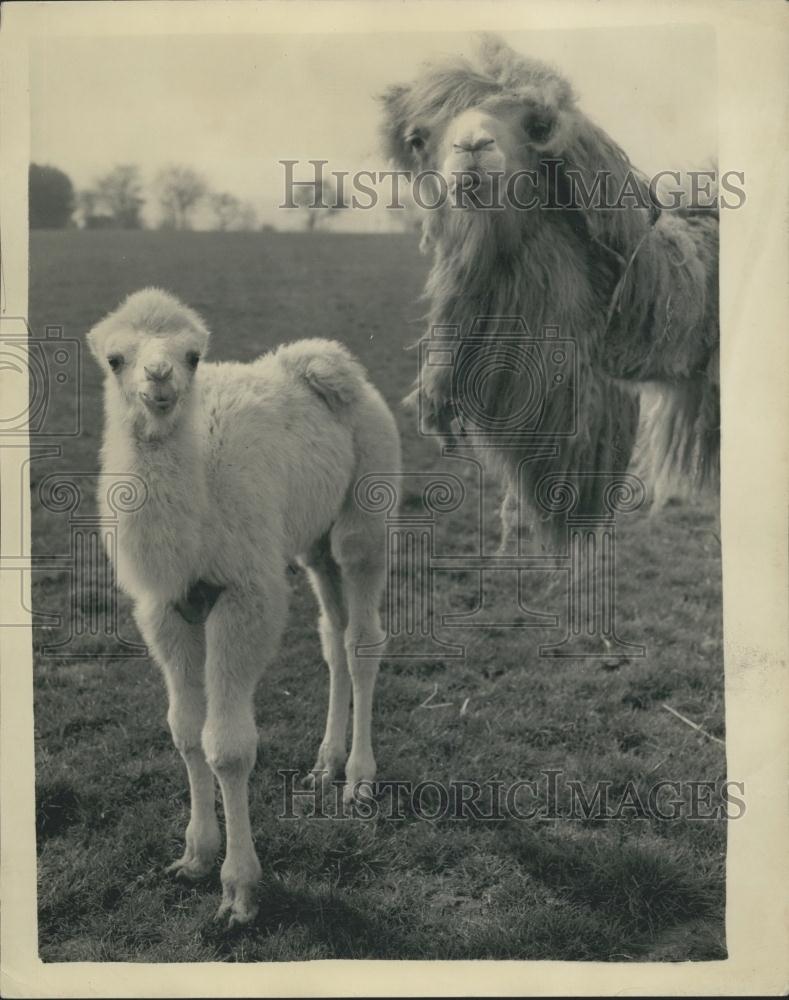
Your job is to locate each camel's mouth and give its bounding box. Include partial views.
[140,390,177,415]
[447,169,500,210]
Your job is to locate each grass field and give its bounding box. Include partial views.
[30,230,726,962]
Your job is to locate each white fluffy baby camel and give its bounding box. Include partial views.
[88,288,400,927]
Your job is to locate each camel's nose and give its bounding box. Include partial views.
[144,362,173,382]
[452,135,496,155]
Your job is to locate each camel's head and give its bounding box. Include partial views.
[87,289,210,436]
[379,35,640,254]
[381,37,578,201]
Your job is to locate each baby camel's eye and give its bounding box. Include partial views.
[186,351,201,370]
[107,354,124,373]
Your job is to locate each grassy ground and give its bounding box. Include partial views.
[30,230,726,962]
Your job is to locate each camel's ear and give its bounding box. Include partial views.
[183,309,211,354]
[478,34,574,98]
[86,316,112,366]
[477,34,533,89]
[378,83,415,170]
[476,34,577,154]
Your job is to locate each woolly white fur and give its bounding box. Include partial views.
[88,287,401,926]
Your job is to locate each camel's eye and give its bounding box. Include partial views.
[523,111,554,144]
[186,351,200,370]
[406,128,428,152]
[107,354,124,373]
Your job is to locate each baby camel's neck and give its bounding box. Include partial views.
[102,386,209,601]
[104,388,206,500]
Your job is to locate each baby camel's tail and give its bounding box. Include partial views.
[275,338,370,412]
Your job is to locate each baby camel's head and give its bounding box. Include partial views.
[88,289,210,436]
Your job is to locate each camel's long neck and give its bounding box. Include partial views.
[421,207,633,460]
[421,204,642,527]
[427,208,610,337]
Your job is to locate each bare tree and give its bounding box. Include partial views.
[236,201,258,231]
[76,189,100,228]
[77,189,97,217]
[94,164,145,228]
[155,165,207,230]
[209,191,242,231]
[208,192,258,232]
[293,177,346,231]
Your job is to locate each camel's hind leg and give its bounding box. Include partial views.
[302,534,350,787]
[331,518,388,806]
[134,598,221,881]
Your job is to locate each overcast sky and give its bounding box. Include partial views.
[30,26,716,228]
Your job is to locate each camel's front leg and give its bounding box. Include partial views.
[498,482,519,555]
[498,479,534,555]
[135,599,221,881]
[202,586,286,927]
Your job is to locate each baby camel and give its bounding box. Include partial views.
[88,288,401,926]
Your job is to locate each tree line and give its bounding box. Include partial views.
[29,163,259,231]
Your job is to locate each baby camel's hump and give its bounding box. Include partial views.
[201,340,396,555]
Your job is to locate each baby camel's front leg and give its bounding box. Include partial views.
[135,599,220,881]
[202,585,286,928]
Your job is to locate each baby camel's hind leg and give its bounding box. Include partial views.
[303,534,350,786]
[333,522,388,806]
[134,598,220,880]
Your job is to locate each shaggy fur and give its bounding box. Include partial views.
[88,288,401,926]
[380,35,719,528]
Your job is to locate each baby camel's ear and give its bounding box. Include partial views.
[86,316,112,366]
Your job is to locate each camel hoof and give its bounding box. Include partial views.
[167,856,214,882]
[214,894,258,928]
